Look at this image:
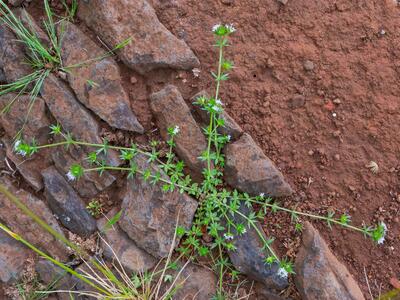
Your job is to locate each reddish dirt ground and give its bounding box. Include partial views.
[24,0,400,298]
[147,0,400,298]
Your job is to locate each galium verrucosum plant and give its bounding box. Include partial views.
[11,24,387,298]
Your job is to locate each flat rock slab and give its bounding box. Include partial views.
[59,21,143,133]
[0,229,31,284]
[40,74,120,166]
[0,94,52,191]
[0,176,69,260]
[161,262,217,300]
[42,166,96,237]
[78,0,199,74]
[150,85,208,179]
[191,90,243,140]
[0,26,32,83]
[97,209,157,273]
[52,148,115,198]
[295,222,365,300]
[227,205,288,290]
[35,259,76,300]
[119,154,198,258]
[224,133,293,197]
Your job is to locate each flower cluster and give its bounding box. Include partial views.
[212,23,236,36]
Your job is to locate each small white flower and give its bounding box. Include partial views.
[212,105,222,112]
[224,233,234,240]
[259,193,265,198]
[212,24,222,33]
[13,140,26,156]
[215,99,223,105]
[242,228,247,234]
[377,222,387,245]
[66,171,76,181]
[227,24,236,33]
[192,68,201,77]
[172,125,180,135]
[277,267,288,279]
[227,135,231,141]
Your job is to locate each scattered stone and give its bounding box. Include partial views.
[295,222,365,300]
[42,166,97,237]
[150,85,208,179]
[40,74,120,166]
[0,229,30,283]
[224,133,293,197]
[8,0,25,6]
[333,98,341,104]
[254,282,290,300]
[161,262,217,300]
[52,149,116,198]
[303,60,314,71]
[0,94,52,191]
[97,209,157,273]
[78,0,199,74]
[191,90,243,140]
[334,154,340,161]
[288,94,306,109]
[0,176,69,260]
[308,150,314,156]
[35,259,76,300]
[227,205,288,290]
[59,21,143,133]
[130,76,138,84]
[119,154,198,258]
[0,26,32,83]
[221,0,234,4]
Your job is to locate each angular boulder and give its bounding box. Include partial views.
[224,133,293,197]
[52,149,115,198]
[42,166,97,237]
[191,90,243,140]
[119,155,198,258]
[35,259,76,300]
[161,262,217,300]
[0,26,32,83]
[59,21,143,133]
[0,176,69,260]
[40,74,120,166]
[227,205,288,290]
[97,209,157,273]
[295,222,365,300]
[78,0,199,74]
[0,94,52,191]
[0,228,31,283]
[150,85,208,179]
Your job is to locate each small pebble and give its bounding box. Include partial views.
[334,154,340,161]
[130,76,137,84]
[221,0,234,4]
[277,0,288,4]
[333,98,341,104]
[332,112,337,117]
[333,130,341,137]
[308,150,314,156]
[303,60,314,71]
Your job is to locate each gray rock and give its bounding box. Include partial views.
[161,262,217,300]
[303,60,315,71]
[42,166,97,237]
[59,21,143,133]
[224,133,293,197]
[119,155,198,258]
[35,259,76,300]
[295,222,365,300]
[0,176,69,260]
[0,26,32,83]
[78,0,199,74]
[40,74,120,166]
[150,85,208,179]
[0,228,30,283]
[0,94,52,191]
[97,209,157,273]
[227,205,288,290]
[52,149,115,198]
[191,90,243,140]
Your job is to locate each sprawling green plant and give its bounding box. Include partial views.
[6,24,388,299]
[0,0,129,138]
